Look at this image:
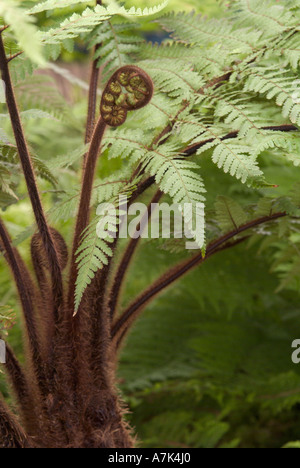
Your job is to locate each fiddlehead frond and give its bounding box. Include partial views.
[100,66,154,127]
[69,65,153,312]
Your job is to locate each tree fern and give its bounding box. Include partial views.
[158,11,262,53]
[28,0,92,15]
[89,20,144,79]
[103,133,206,246]
[37,1,168,47]
[243,67,300,126]
[215,196,248,233]
[0,0,44,65]
[231,0,296,36]
[139,42,225,79]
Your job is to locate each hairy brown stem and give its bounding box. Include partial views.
[108,189,163,322]
[0,35,63,320]
[183,125,298,157]
[0,398,31,448]
[68,117,107,310]
[3,342,38,435]
[0,218,47,396]
[112,212,286,345]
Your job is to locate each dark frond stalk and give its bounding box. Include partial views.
[108,189,163,321]
[68,117,107,310]
[85,0,103,146]
[84,179,159,393]
[0,218,47,397]
[85,61,100,145]
[183,125,298,158]
[88,177,157,335]
[0,398,31,448]
[7,51,23,63]
[112,212,286,346]
[0,223,39,304]
[0,35,64,319]
[4,342,38,435]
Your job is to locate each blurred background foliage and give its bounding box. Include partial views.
[1,0,300,448]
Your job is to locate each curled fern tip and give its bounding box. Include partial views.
[100,65,154,127]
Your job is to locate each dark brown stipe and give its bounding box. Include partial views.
[0,35,64,322]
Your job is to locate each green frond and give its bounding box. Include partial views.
[231,0,296,37]
[138,42,224,78]
[0,141,57,210]
[283,442,300,449]
[37,5,112,46]
[215,196,247,233]
[28,0,91,15]
[142,143,206,247]
[173,115,264,184]
[9,56,36,85]
[269,31,300,70]
[49,189,79,223]
[89,21,143,79]
[103,128,151,160]
[31,156,58,187]
[0,0,44,65]
[139,59,203,104]
[75,179,137,310]
[75,219,114,311]
[96,172,140,203]
[48,144,88,170]
[210,139,263,184]
[211,93,273,139]
[127,94,179,132]
[157,11,262,53]
[14,75,67,117]
[243,67,300,126]
[37,1,168,48]
[251,132,298,158]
